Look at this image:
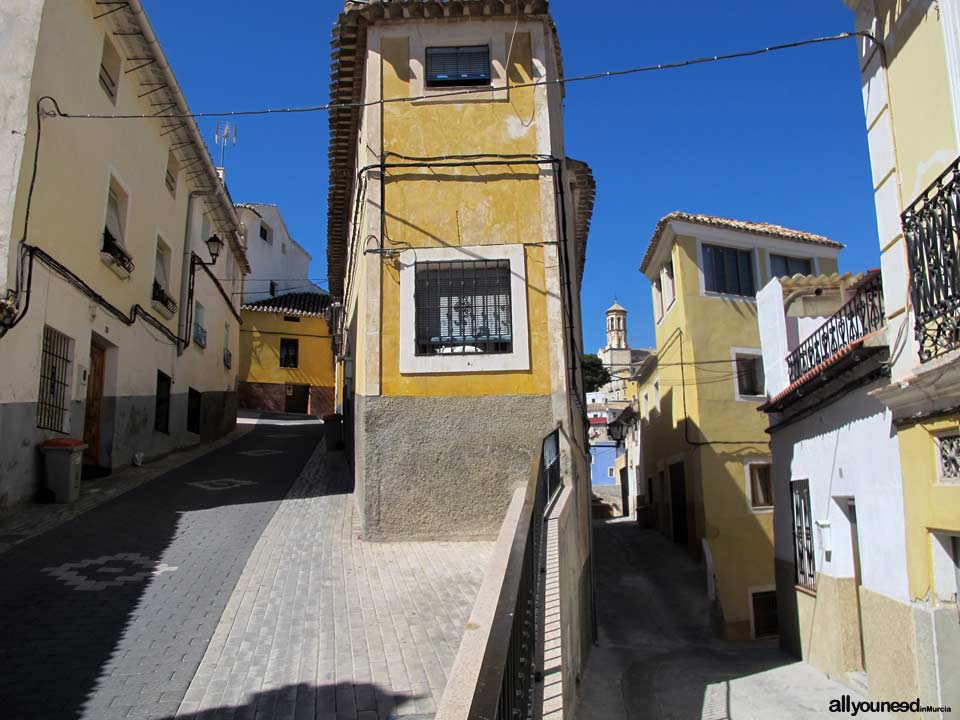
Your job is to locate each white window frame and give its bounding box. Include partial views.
[607,466,615,478]
[653,378,660,413]
[643,392,650,420]
[743,457,774,513]
[652,276,664,323]
[398,244,529,374]
[154,235,172,291]
[730,347,765,401]
[661,261,676,313]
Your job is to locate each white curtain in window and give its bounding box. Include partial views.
[106,190,124,243]
[155,246,169,288]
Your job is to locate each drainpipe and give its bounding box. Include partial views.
[177,191,209,355]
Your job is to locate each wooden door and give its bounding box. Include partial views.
[285,384,309,414]
[83,344,105,465]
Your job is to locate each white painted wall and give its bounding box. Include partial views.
[758,279,790,397]
[770,384,909,603]
[238,204,317,304]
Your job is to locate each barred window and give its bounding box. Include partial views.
[414,259,512,356]
[37,326,73,433]
[791,479,816,591]
[938,433,960,483]
[425,46,491,87]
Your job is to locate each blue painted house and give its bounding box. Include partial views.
[590,441,618,486]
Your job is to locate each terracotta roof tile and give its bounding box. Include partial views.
[241,291,331,317]
[640,211,844,274]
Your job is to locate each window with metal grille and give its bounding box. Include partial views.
[703,244,755,296]
[414,259,512,356]
[770,254,812,279]
[280,338,299,368]
[155,370,171,434]
[36,326,73,433]
[425,46,491,87]
[749,463,773,509]
[751,590,779,638]
[736,355,765,397]
[938,433,960,483]
[791,479,816,591]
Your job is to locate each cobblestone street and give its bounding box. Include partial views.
[0,425,491,720]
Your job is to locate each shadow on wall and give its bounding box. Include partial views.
[160,682,423,719]
[0,424,339,719]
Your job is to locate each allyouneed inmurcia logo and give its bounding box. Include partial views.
[829,695,952,716]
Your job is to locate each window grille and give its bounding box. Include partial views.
[703,244,755,296]
[280,338,299,368]
[791,479,816,591]
[736,355,764,397]
[770,254,812,278]
[425,46,491,87]
[155,371,171,434]
[938,433,960,482]
[414,259,512,356]
[37,326,72,433]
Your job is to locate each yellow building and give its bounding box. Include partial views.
[840,0,960,707]
[636,212,841,639]
[239,292,335,416]
[0,0,247,505]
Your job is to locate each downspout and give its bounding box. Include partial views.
[177,191,208,355]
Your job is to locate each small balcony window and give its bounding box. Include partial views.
[425,46,491,88]
[102,181,134,274]
[193,302,207,348]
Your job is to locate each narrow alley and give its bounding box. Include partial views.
[576,519,867,719]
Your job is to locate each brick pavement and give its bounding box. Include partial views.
[0,423,325,720]
[176,443,493,720]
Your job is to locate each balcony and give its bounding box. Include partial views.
[786,272,885,384]
[151,279,177,319]
[101,227,135,277]
[902,155,960,363]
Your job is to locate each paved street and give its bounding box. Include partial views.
[0,425,492,720]
[576,519,868,719]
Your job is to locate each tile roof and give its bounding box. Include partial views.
[327,0,559,297]
[241,291,331,317]
[640,211,844,274]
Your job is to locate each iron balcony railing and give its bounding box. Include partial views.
[470,430,562,720]
[786,272,885,384]
[152,279,178,314]
[101,227,135,273]
[223,347,232,369]
[902,154,960,363]
[193,323,207,348]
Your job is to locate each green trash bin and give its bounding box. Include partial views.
[38,438,87,503]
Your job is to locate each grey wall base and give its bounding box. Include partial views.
[0,390,237,507]
[354,393,554,540]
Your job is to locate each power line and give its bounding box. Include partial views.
[46,31,874,121]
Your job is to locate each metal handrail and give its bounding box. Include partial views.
[785,273,884,383]
[469,430,561,720]
[902,154,960,362]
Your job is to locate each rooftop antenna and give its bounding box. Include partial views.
[214,121,238,178]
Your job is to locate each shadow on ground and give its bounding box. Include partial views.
[0,423,338,720]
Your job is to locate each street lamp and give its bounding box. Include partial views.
[607,420,625,443]
[204,234,224,265]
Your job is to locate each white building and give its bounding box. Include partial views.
[236,204,319,305]
[758,271,910,683]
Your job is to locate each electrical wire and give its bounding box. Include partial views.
[45,31,874,121]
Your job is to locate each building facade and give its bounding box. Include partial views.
[236,203,320,305]
[239,292,335,416]
[758,270,914,696]
[326,0,596,702]
[837,0,960,707]
[635,212,842,639]
[0,0,247,506]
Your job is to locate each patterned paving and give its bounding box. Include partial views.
[177,445,493,720]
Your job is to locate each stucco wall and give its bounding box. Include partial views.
[354,393,553,540]
[237,205,315,305]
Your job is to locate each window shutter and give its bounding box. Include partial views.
[426,46,491,86]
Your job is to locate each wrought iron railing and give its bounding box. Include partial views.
[223,347,232,369]
[786,272,885,383]
[193,323,207,348]
[902,155,960,362]
[470,430,562,720]
[152,279,178,314]
[101,228,135,273]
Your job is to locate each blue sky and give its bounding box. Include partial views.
[143,1,877,352]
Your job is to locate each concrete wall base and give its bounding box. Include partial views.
[353,393,554,540]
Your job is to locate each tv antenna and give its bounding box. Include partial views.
[214,121,238,173]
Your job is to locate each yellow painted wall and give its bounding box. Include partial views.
[896,415,960,600]
[637,231,839,635]
[239,311,335,389]
[368,26,552,399]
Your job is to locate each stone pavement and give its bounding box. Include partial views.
[176,442,493,720]
[575,519,869,719]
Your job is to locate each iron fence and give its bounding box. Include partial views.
[470,429,562,720]
[152,279,178,314]
[786,272,884,384]
[902,154,960,362]
[101,228,135,273]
